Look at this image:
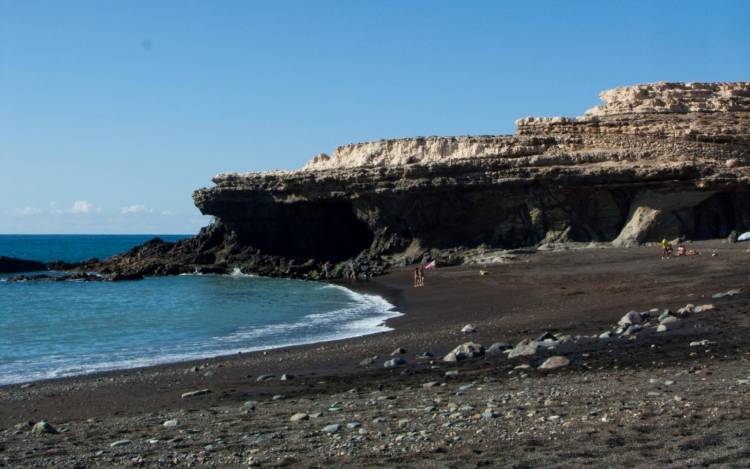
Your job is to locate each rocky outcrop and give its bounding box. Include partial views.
[91,81,750,278]
[0,256,47,274]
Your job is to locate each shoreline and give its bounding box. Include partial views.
[0,277,405,388]
[3,239,750,467]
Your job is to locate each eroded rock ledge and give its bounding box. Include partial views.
[93,81,750,278]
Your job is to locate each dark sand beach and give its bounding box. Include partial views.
[2,240,750,467]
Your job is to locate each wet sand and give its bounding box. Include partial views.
[2,240,750,467]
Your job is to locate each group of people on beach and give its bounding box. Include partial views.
[660,238,700,259]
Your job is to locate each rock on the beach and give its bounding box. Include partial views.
[256,374,274,382]
[539,356,570,370]
[323,424,340,433]
[359,356,377,366]
[712,289,741,299]
[384,357,406,368]
[443,342,484,362]
[390,347,406,356]
[618,310,642,327]
[181,389,211,398]
[280,373,294,381]
[694,304,715,313]
[485,342,513,356]
[110,439,131,447]
[690,339,714,347]
[242,400,257,411]
[657,315,681,332]
[31,420,58,435]
[623,324,642,336]
[163,419,180,428]
[290,413,309,422]
[507,339,543,358]
[461,324,477,333]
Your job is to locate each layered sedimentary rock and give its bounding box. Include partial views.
[99,82,750,278]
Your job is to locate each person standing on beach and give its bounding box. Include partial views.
[322,260,331,279]
[413,267,420,287]
[348,261,357,282]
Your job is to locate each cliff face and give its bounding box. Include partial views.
[102,82,750,278]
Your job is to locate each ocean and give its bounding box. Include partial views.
[0,235,399,385]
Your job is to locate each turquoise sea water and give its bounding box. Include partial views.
[0,236,399,385]
[0,234,191,263]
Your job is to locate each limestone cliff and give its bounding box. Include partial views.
[98,81,750,278]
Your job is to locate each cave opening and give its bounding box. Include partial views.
[235,200,374,262]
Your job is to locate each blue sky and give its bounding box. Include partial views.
[1,1,748,234]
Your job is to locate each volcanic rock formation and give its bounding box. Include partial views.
[96,81,750,278]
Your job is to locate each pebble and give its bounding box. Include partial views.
[289,413,309,422]
[323,424,340,433]
[359,356,377,366]
[280,373,294,381]
[110,439,131,447]
[445,370,459,377]
[689,339,713,347]
[390,347,406,356]
[461,324,477,333]
[422,381,440,389]
[181,389,210,398]
[384,357,406,368]
[163,419,180,428]
[256,374,274,382]
[272,394,286,401]
[346,422,361,429]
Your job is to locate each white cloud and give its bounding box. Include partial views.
[71,200,94,214]
[121,204,157,215]
[12,206,44,216]
[121,204,148,214]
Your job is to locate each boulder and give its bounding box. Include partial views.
[31,420,58,435]
[485,342,513,356]
[507,339,543,358]
[539,356,570,370]
[618,311,642,327]
[443,342,484,362]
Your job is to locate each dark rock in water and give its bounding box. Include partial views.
[0,256,47,274]
[110,272,144,281]
[4,272,142,282]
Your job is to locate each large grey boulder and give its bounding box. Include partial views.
[443,342,484,362]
